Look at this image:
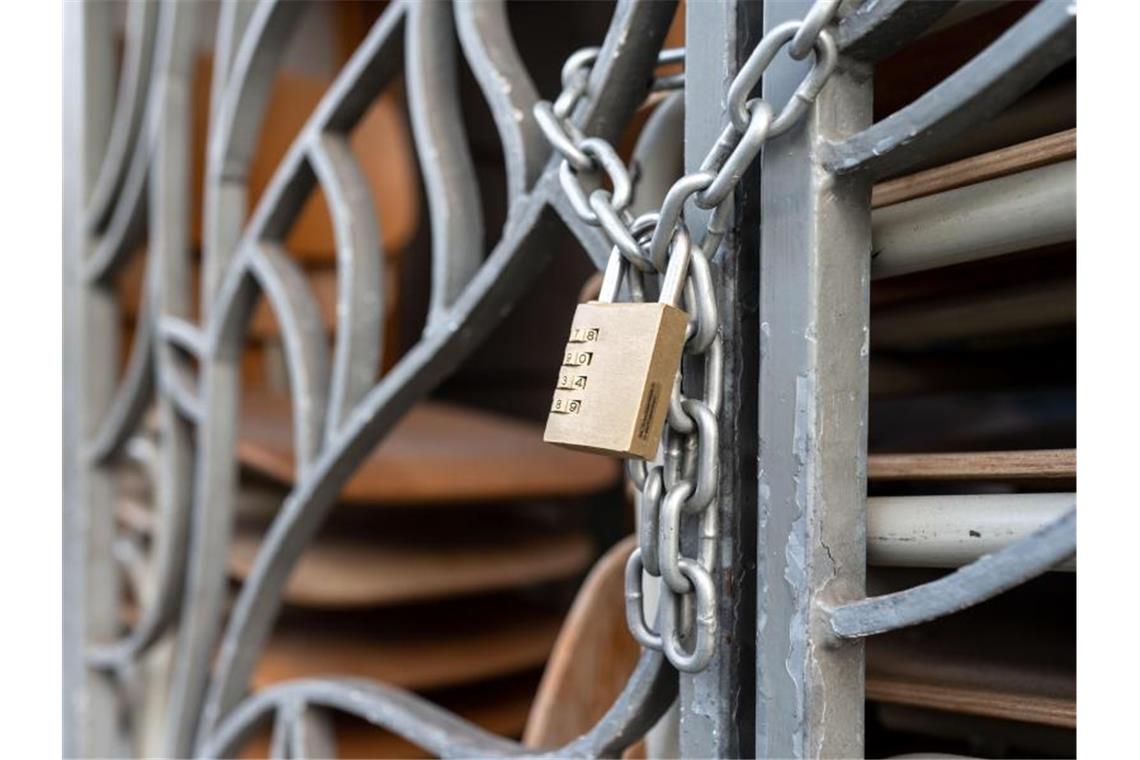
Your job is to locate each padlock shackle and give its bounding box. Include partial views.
[598,248,625,304]
[658,225,692,308]
[598,247,648,304]
[598,223,693,308]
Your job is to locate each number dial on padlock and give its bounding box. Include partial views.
[543,301,688,459]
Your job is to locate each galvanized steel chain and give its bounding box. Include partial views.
[536,0,840,673]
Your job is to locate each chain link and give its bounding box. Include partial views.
[536,0,841,673]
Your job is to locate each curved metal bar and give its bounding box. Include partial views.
[164,264,256,758]
[112,529,151,601]
[202,0,306,314]
[149,0,201,424]
[827,507,1076,639]
[209,1,260,126]
[209,0,307,188]
[268,701,298,759]
[548,649,677,758]
[455,0,545,206]
[84,0,201,286]
[247,243,331,476]
[195,0,255,316]
[87,407,191,670]
[160,316,206,358]
[87,285,154,463]
[823,0,1076,179]
[86,0,159,231]
[202,678,526,759]
[543,0,679,272]
[162,357,204,424]
[576,1,679,144]
[201,649,676,759]
[306,134,383,443]
[834,0,956,63]
[83,119,151,284]
[290,706,337,760]
[406,0,484,329]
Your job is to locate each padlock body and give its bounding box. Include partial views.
[544,301,688,459]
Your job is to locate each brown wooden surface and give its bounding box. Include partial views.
[872,129,1076,208]
[238,392,620,504]
[523,535,640,749]
[865,677,1075,728]
[254,599,563,693]
[868,449,1075,482]
[229,522,594,607]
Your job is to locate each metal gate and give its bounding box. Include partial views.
[63,1,1077,757]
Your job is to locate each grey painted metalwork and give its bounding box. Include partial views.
[829,508,1076,639]
[755,1,872,756]
[203,652,677,760]
[834,0,956,63]
[63,0,1078,757]
[824,0,1077,179]
[676,1,760,755]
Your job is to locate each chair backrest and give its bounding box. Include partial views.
[523,534,642,750]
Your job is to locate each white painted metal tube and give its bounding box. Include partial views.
[867,492,1076,570]
[870,160,1075,278]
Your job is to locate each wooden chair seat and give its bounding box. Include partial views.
[239,392,620,505]
[229,520,593,607]
[255,598,564,693]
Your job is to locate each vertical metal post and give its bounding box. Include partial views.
[755,1,873,756]
[64,1,119,756]
[680,2,762,756]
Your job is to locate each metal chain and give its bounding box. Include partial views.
[536,0,841,673]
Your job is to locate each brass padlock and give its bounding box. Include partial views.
[544,236,692,459]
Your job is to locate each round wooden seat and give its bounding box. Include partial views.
[238,392,620,505]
